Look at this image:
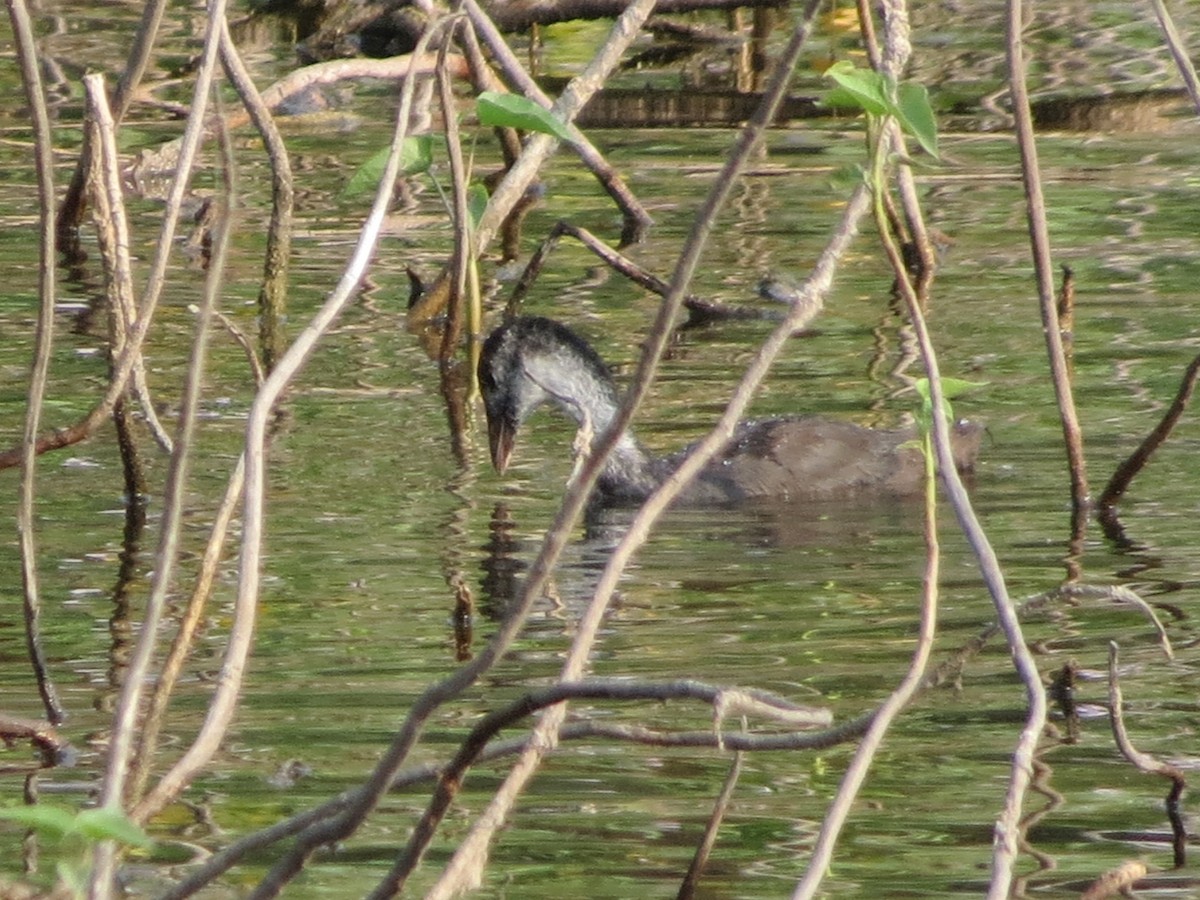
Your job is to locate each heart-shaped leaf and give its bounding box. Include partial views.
[477,91,574,143]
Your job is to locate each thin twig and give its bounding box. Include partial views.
[1106,642,1187,868]
[8,0,66,726]
[219,53,473,132]
[58,0,169,235]
[677,739,743,900]
[158,708,866,900]
[218,15,294,373]
[465,0,652,258]
[85,74,174,456]
[1006,0,1090,513]
[878,0,938,301]
[506,220,707,318]
[460,0,653,245]
[0,0,227,476]
[855,41,1042,890]
[1148,0,1200,115]
[369,681,822,899]
[166,22,477,899]
[1098,352,1200,513]
[422,7,828,897]
[86,4,231,885]
[438,17,473,356]
[791,151,942,900]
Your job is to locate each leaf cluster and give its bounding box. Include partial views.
[343,91,572,207]
[823,60,939,158]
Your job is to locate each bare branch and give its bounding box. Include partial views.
[7,0,66,726]
[1006,0,1089,512]
[1107,642,1187,868]
[1149,0,1200,115]
[1098,353,1200,514]
[424,6,830,897]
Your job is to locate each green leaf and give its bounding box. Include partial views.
[476,91,574,143]
[917,377,987,403]
[0,804,77,839]
[342,135,434,198]
[822,61,890,116]
[827,162,868,192]
[466,182,489,230]
[914,377,986,431]
[896,81,939,158]
[73,807,153,848]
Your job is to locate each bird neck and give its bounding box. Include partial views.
[534,360,660,501]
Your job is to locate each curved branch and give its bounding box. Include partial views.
[372,679,828,898]
[1098,352,1200,513]
[7,0,66,726]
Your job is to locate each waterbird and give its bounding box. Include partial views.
[479,316,982,506]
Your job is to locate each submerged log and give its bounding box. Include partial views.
[278,0,788,61]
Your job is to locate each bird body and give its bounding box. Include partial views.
[479,316,982,507]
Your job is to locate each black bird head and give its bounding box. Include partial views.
[477,317,618,474]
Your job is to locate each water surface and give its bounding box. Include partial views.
[1,3,1199,898]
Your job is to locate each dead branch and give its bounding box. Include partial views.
[437,21,474,356]
[0,715,73,769]
[507,220,708,318]
[220,52,473,132]
[158,23,460,899]
[677,740,743,900]
[1006,0,1090,517]
[86,14,234,883]
[482,0,786,31]
[85,74,174,455]
[371,679,827,898]
[7,0,67,726]
[1098,352,1200,514]
[1080,860,1149,900]
[462,0,653,247]
[1107,642,1187,868]
[58,0,168,237]
[425,7,830,896]
[219,15,295,374]
[1149,0,1200,115]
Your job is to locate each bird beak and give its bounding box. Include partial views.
[488,417,516,474]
